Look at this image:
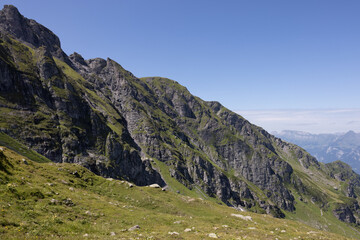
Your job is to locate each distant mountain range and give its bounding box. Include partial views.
[273,130,360,173]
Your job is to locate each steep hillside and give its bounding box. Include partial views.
[0,7,163,186]
[0,146,352,239]
[0,5,360,238]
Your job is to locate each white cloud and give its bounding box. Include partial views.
[235,109,360,134]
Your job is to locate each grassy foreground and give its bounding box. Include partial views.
[0,146,353,240]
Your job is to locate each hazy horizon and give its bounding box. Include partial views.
[238,108,360,134]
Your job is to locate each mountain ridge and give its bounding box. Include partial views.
[0,5,360,238]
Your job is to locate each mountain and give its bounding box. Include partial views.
[0,5,360,238]
[274,130,360,173]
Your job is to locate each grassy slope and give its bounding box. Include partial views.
[0,146,353,240]
[0,132,50,163]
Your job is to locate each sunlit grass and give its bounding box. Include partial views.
[0,146,352,239]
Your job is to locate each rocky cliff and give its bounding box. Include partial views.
[0,5,359,233]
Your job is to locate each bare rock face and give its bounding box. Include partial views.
[347,184,357,198]
[333,205,357,224]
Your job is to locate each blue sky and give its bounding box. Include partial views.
[3,1,360,133]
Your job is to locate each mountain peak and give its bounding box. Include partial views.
[344,130,356,136]
[1,5,21,18]
[0,4,27,40]
[69,52,88,66]
[0,4,73,66]
[334,130,360,148]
